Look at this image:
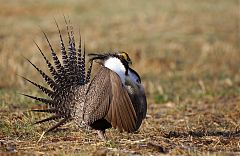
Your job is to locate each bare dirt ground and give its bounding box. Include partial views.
[0,0,240,155]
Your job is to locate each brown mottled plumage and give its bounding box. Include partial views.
[22,20,147,140]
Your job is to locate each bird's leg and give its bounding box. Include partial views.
[97,130,106,141]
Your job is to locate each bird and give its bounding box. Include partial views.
[21,21,147,140]
[87,52,147,132]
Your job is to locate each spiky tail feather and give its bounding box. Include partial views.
[22,19,92,132]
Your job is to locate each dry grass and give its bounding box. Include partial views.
[0,0,240,155]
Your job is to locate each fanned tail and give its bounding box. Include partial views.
[22,19,93,132]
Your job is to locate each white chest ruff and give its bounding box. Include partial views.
[104,57,126,84]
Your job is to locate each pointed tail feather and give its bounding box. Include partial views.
[31,109,57,113]
[34,115,63,124]
[19,75,55,99]
[77,32,86,85]
[34,41,62,86]
[80,41,86,84]
[64,17,78,85]
[46,117,71,133]
[42,31,64,77]
[24,19,92,134]
[25,57,59,91]
[54,19,69,73]
[21,93,55,106]
[86,60,93,83]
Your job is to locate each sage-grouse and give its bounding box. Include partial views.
[22,22,147,140]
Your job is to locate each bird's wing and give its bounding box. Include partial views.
[82,66,112,126]
[105,69,137,132]
[83,66,137,132]
[125,80,147,130]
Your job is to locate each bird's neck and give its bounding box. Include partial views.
[104,57,127,84]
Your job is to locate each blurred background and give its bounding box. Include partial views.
[0,0,239,97]
[0,0,239,103]
[0,0,240,154]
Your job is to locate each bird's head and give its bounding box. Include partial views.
[116,51,132,65]
[88,51,132,67]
